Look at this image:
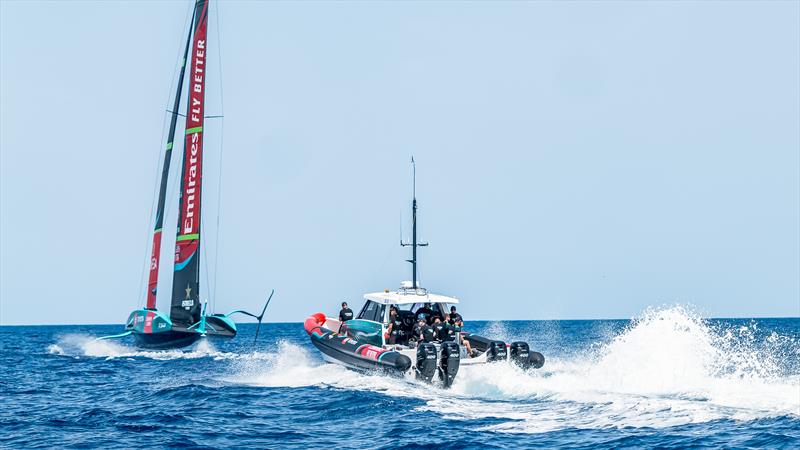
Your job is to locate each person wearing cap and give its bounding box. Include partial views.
[386,306,406,345]
[448,305,463,326]
[338,302,354,323]
[414,303,435,325]
[336,301,354,334]
[413,318,435,345]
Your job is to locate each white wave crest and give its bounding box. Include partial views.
[440,306,800,432]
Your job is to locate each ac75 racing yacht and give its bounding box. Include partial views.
[304,159,544,387]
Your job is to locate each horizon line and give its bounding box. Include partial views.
[1,315,798,327]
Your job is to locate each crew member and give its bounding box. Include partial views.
[439,315,457,342]
[452,318,476,357]
[413,318,435,345]
[386,306,406,345]
[413,318,426,341]
[339,302,354,323]
[432,316,449,342]
[448,306,463,325]
[415,303,435,325]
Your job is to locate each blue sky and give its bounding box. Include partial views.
[1,1,798,325]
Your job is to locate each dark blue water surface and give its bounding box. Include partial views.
[1,308,798,449]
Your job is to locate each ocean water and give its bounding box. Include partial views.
[1,306,798,449]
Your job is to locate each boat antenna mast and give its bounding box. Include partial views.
[401,157,428,292]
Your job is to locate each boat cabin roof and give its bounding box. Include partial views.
[363,289,459,306]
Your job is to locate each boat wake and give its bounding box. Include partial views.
[431,306,800,433]
[46,334,257,361]
[228,306,800,433]
[225,340,416,393]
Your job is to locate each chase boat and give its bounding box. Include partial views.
[304,159,544,387]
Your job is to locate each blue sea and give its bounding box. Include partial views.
[1,306,798,449]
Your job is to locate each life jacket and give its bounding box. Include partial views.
[433,323,447,340]
[421,325,436,342]
[390,316,404,335]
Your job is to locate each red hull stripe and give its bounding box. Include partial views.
[143,311,155,333]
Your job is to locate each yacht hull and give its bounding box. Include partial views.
[124,310,238,350]
[132,330,201,350]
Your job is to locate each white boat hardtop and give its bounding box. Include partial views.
[363,284,459,306]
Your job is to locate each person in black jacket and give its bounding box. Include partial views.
[432,316,450,342]
[413,318,435,345]
[386,306,406,345]
[438,315,457,342]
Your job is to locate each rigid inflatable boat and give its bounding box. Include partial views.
[304,159,544,387]
[304,284,545,388]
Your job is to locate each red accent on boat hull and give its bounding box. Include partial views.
[304,313,327,337]
[303,314,411,373]
[143,311,155,333]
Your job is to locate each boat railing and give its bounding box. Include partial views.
[397,286,427,296]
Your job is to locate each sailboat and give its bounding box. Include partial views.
[100,0,271,349]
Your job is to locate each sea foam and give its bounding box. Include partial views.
[228,305,800,433]
[47,333,247,361]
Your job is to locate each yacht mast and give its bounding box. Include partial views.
[402,157,428,290]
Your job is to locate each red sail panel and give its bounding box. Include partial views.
[171,0,209,326]
[145,6,196,311]
[146,231,162,309]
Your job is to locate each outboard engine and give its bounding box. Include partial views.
[528,351,545,369]
[486,340,507,362]
[415,343,438,382]
[509,341,531,368]
[438,341,460,388]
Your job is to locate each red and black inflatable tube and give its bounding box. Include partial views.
[304,314,411,373]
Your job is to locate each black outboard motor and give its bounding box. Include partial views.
[438,341,460,388]
[509,341,531,368]
[486,340,507,362]
[415,343,438,382]
[528,351,545,369]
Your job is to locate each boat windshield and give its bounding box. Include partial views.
[357,300,386,322]
[341,319,383,347]
[397,303,448,317]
